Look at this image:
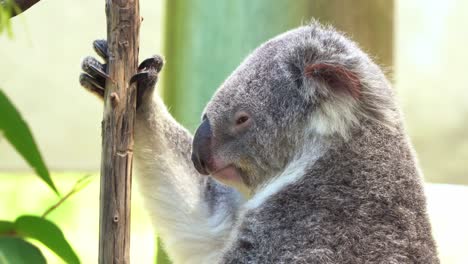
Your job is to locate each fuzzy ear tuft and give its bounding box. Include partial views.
[304,63,361,99]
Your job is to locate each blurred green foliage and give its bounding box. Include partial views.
[163,0,320,131]
[0,81,78,264]
[0,173,156,263]
[1,216,80,264]
[0,90,58,194]
[0,3,80,262]
[0,237,46,264]
[0,0,17,37]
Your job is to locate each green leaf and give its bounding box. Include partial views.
[156,237,172,264]
[0,237,46,264]
[0,221,14,235]
[0,89,58,195]
[15,215,80,264]
[0,1,12,37]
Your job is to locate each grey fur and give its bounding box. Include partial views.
[204,22,438,262]
[80,21,439,263]
[221,120,438,263]
[203,23,398,192]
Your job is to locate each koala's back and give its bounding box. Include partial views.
[220,122,438,264]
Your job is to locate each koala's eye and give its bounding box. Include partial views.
[236,115,249,125]
[202,114,208,121]
[234,112,252,128]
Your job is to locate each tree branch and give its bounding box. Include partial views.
[99,0,140,263]
[41,174,94,218]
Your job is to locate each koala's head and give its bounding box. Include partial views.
[191,23,396,195]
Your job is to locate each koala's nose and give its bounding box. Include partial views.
[191,118,212,175]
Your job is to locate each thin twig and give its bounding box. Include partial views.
[41,174,94,218]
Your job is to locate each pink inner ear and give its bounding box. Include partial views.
[304,63,361,99]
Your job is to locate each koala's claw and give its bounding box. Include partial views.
[138,55,164,72]
[131,56,164,87]
[93,39,109,61]
[131,56,164,107]
[80,55,108,100]
[80,39,164,108]
[130,71,151,85]
[81,56,108,80]
[79,73,105,98]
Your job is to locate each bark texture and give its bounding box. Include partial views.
[99,0,140,263]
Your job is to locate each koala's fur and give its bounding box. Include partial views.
[81,22,439,263]
[220,120,437,263]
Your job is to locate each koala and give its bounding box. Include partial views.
[80,22,439,263]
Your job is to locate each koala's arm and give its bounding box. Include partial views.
[80,40,242,263]
[134,98,243,263]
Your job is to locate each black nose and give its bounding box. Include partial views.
[191,118,212,175]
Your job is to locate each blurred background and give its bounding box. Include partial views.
[0,0,467,263]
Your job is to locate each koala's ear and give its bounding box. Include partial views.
[304,63,361,99]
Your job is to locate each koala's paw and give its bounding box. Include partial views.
[79,40,108,99]
[79,39,164,108]
[130,55,164,108]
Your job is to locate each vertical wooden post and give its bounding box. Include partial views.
[99,0,140,263]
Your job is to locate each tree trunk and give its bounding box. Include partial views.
[99,0,140,263]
